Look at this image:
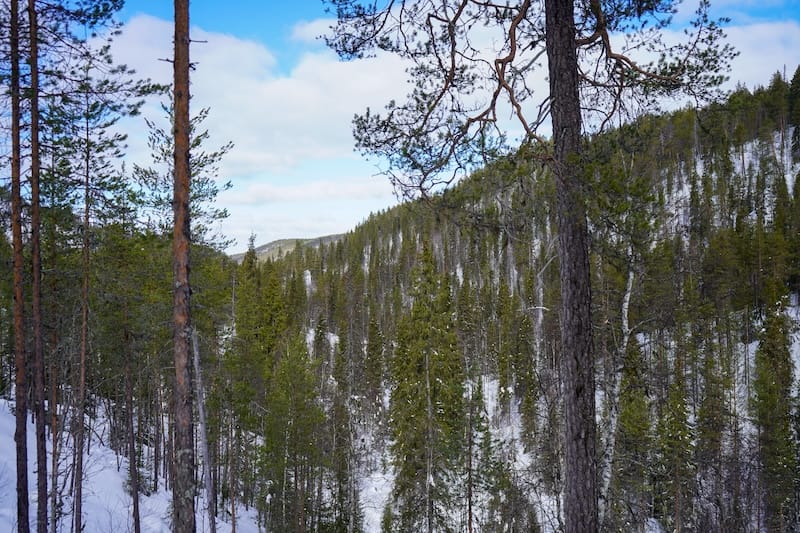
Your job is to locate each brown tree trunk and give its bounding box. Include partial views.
[230,424,238,533]
[10,0,30,529]
[49,363,57,533]
[126,356,142,533]
[154,376,162,494]
[172,0,195,531]
[545,0,598,531]
[28,2,49,531]
[74,89,92,533]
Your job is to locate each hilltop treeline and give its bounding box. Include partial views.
[2,65,800,532]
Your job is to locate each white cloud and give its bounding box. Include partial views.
[108,12,799,254]
[291,18,336,44]
[723,21,800,89]
[223,176,394,206]
[113,14,410,178]
[109,14,409,252]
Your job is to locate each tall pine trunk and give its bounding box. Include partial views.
[73,86,92,533]
[172,0,195,530]
[27,2,49,530]
[10,0,30,529]
[545,0,598,530]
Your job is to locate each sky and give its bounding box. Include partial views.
[110,0,800,255]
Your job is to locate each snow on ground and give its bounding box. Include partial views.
[359,465,392,532]
[0,398,259,533]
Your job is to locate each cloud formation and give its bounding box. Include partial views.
[112,14,408,251]
[111,10,799,253]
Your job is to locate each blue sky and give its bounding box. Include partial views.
[112,1,800,254]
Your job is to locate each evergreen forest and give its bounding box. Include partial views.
[3,1,800,532]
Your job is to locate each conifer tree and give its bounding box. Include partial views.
[607,338,651,531]
[327,3,734,527]
[789,66,800,163]
[364,309,385,418]
[752,303,796,531]
[261,334,325,531]
[790,173,800,294]
[134,106,233,249]
[39,28,157,531]
[329,336,364,532]
[9,0,30,529]
[388,243,465,532]
[695,333,728,527]
[654,355,695,533]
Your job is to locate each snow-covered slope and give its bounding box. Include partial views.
[0,399,259,533]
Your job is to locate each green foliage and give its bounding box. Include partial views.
[607,338,652,530]
[364,310,385,416]
[752,304,796,530]
[5,46,799,532]
[653,356,695,531]
[389,242,465,532]
[260,333,325,531]
[133,105,233,249]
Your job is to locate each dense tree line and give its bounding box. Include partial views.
[2,2,800,531]
[202,68,800,532]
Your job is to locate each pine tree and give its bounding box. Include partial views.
[9,0,30,529]
[134,106,233,249]
[171,0,195,529]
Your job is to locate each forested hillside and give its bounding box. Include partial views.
[2,35,800,531]
[220,70,800,532]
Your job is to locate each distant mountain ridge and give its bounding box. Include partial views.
[230,234,345,263]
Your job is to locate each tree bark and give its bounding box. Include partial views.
[10,2,31,530]
[125,355,142,533]
[49,364,58,533]
[598,262,635,526]
[192,329,217,533]
[27,2,49,531]
[545,0,598,531]
[74,85,93,533]
[172,0,196,531]
[154,375,162,494]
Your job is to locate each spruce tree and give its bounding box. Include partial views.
[607,338,652,531]
[752,303,796,531]
[261,334,325,531]
[654,355,695,532]
[388,243,465,532]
